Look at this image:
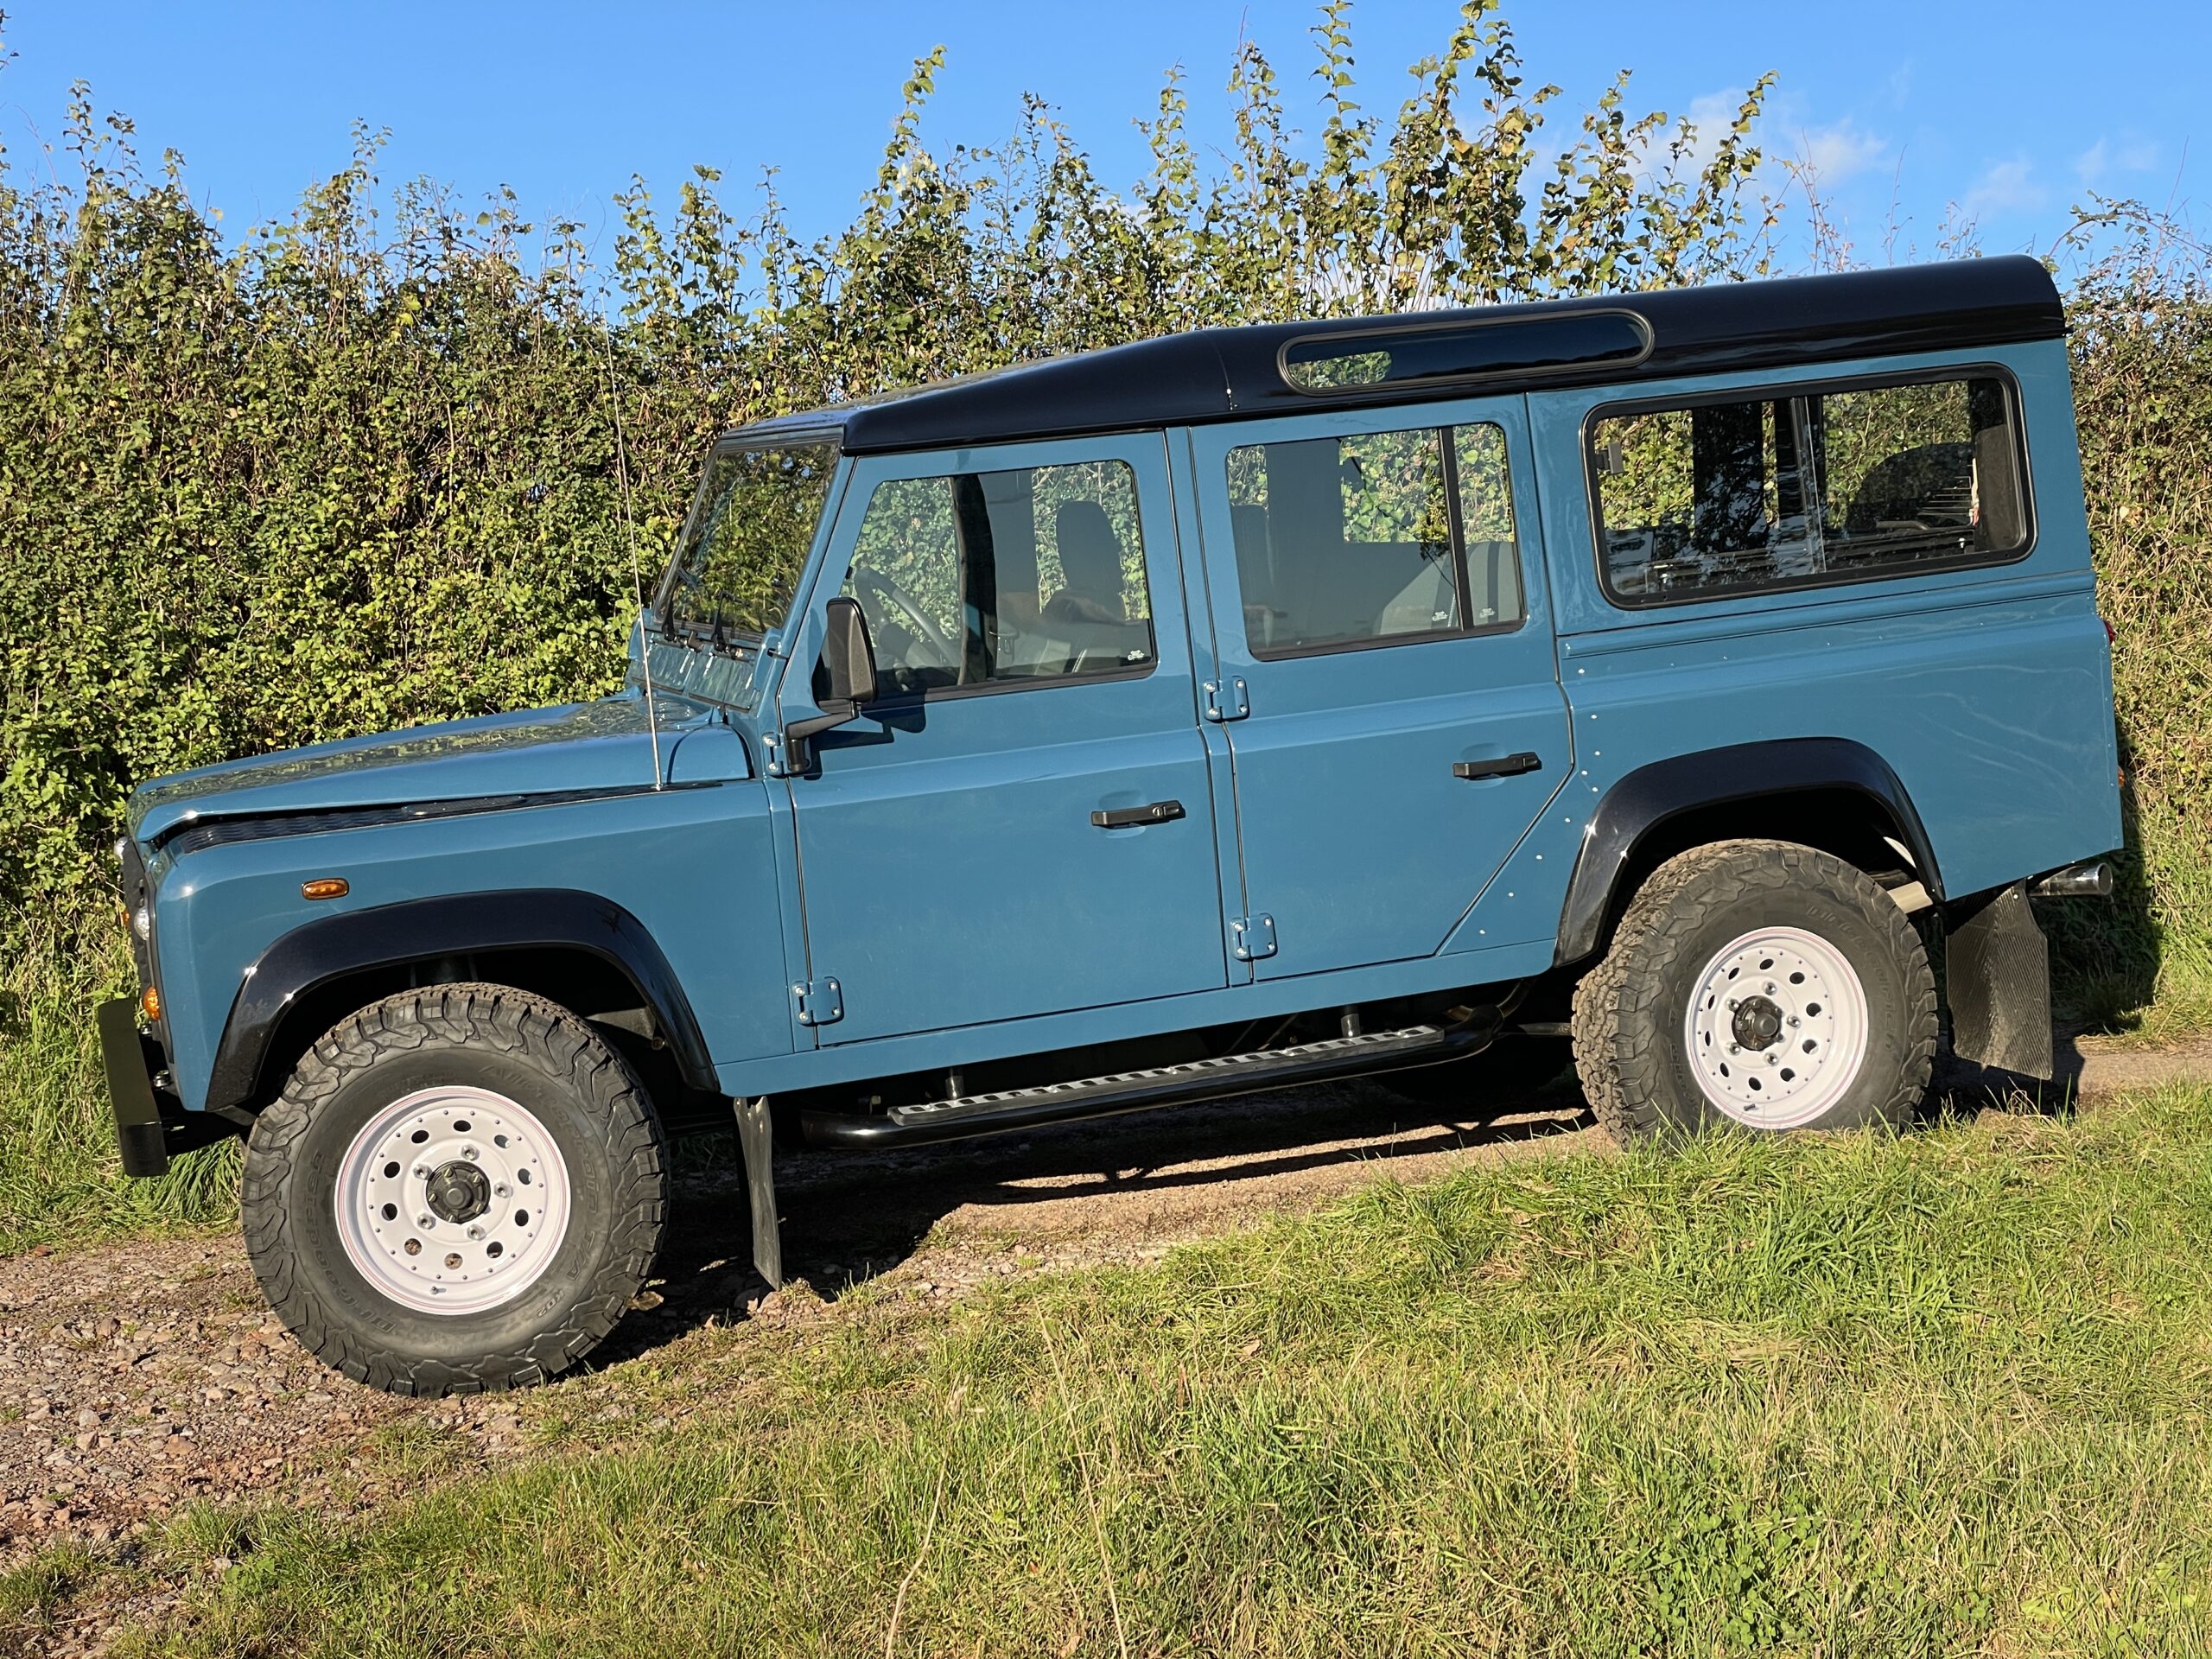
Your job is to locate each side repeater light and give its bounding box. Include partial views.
[301,877,350,901]
[140,985,162,1022]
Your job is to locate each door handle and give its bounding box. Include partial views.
[1090,800,1185,829]
[1452,752,1542,781]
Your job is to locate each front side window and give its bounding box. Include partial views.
[842,459,1154,697]
[661,440,840,644]
[1591,372,2028,604]
[1226,421,1526,657]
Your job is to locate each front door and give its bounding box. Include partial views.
[781,435,1228,1046]
[1186,397,1571,978]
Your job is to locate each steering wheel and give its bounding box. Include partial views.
[849,568,960,672]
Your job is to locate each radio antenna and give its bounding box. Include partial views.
[601,318,664,791]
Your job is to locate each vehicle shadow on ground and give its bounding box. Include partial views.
[1926,1037,2095,1122]
[590,1078,1598,1366]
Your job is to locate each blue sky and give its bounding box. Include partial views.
[0,2,2199,275]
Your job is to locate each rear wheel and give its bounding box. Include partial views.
[242,983,667,1395]
[1571,840,1936,1142]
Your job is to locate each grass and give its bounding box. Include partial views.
[29,1081,2200,1656]
[0,918,237,1255]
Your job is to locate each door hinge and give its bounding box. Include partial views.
[763,732,793,779]
[791,976,843,1027]
[1230,913,1276,962]
[1202,677,1249,722]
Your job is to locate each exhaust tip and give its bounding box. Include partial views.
[2031,861,2113,899]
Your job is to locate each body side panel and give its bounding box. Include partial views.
[154,781,791,1112]
[1531,340,2120,906]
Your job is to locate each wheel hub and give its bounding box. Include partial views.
[425,1160,492,1224]
[1730,994,1785,1052]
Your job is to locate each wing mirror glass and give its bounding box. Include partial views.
[818,595,879,709]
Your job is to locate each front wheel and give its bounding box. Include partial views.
[242,983,668,1395]
[1571,840,1936,1142]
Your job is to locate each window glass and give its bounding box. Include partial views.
[1225,421,1524,657]
[842,459,1154,696]
[1592,374,2026,603]
[1280,314,1649,394]
[661,441,838,643]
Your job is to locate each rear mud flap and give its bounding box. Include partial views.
[1946,882,2052,1078]
[731,1095,783,1288]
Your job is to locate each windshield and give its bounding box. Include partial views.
[659,439,839,645]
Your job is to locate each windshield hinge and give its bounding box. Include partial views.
[792,976,843,1028]
[1202,677,1249,722]
[1230,913,1276,962]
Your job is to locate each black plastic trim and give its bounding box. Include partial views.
[204,889,717,1114]
[154,784,713,860]
[99,998,170,1179]
[1555,738,1942,966]
[721,257,2063,457]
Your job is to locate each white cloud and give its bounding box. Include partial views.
[1963,157,2047,219]
[1794,118,1889,190]
[2075,134,2160,184]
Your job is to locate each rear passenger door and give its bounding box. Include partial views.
[1187,398,1570,978]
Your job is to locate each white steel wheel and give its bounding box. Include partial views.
[334,1084,573,1316]
[1681,925,1870,1128]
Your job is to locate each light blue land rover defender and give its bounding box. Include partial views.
[102,256,2121,1394]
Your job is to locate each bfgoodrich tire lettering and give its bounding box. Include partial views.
[242,983,667,1395]
[1571,840,1936,1141]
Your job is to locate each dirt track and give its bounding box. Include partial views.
[3,1031,2209,1649]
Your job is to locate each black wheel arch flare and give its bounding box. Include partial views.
[205,888,716,1115]
[1554,737,1943,968]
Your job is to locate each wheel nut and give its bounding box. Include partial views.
[413,1166,429,1179]
[1787,1015,1801,1027]
[1726,998,1738,1011]
[493,1184,509,1198]
[462,1146,480,1160]
[417,1215,435,1230]
[466,1224,485,1241]
[1764,982,1777,995]
[1727,1043,1740,1055]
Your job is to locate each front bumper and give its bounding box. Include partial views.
[98,998,171,1178]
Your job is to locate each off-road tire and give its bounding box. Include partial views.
[242,983,668,1395]
[1571,839,1936,1143]
[1376,1037,1574,1113]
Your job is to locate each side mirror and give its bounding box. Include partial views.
[817,595,879,709]
[780,597,880,775]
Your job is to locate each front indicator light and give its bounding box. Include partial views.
[132,904,150,941]
[301,877,349,900]
[140,985,162,1022]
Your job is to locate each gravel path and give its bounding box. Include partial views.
[2,1030,2205,1649]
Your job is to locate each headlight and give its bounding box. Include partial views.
[132,904,151,942]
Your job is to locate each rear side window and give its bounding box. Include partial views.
[842,460,1154,697]
[1589,372,2029,605]
[1226,422,1526,658]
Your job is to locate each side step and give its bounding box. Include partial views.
[798,1007,1503,1150]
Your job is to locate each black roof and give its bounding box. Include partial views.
[730,255,2063,456]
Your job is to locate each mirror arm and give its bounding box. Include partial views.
[779,700,858,775]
